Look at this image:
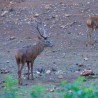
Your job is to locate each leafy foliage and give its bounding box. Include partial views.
[31,84,46,98]
[1,75,98,98]
[2,75,20,98]
[60,77,98,98]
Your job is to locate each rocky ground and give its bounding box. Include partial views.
[0,0,98,96]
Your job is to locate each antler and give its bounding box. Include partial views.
[35,18,48,39]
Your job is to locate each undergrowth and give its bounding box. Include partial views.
[1,75,98,98]
[1,75,20,98]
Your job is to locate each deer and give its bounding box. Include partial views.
[15,19,53,85]
[86,16,98,45]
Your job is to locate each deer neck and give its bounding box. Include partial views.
[35,41,45,55]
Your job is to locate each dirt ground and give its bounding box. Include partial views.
[1,0,98,96]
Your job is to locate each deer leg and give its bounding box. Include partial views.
[18,63,24,85]
[87,28,94,45]
[31,60,34,80]
[18,64,20,84]
[27,62,30,80]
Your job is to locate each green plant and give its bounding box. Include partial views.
[3,75,20,98]
[2,75,98,98]
[59,77,98,98]
[31,83,46,98]
[30,77,98,98]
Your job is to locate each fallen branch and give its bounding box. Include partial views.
[65,21,77,27]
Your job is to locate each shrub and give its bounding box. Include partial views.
[31,84,46,98]
[1,75,98,98]
[2,75,20,98]
[59,77,98,98]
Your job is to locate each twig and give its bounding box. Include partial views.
[65,21,77,27]
[65,13,83,17]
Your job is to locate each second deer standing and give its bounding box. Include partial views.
[86,16,98,45]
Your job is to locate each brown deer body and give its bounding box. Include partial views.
[86,16,98,45]
[15,20,53,85]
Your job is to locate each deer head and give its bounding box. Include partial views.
[36,18,53,47]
